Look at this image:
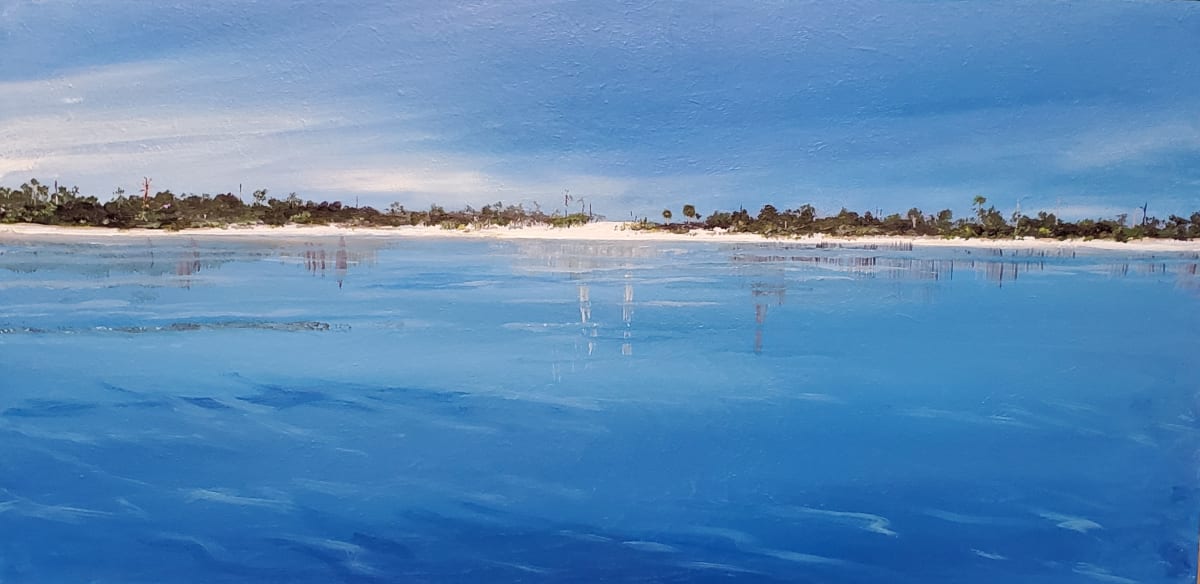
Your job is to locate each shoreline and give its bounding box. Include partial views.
[2,222,1199,252]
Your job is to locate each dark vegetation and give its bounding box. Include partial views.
[2,178,1198,240]
[653,195,1200,241]
[0,179,590,230]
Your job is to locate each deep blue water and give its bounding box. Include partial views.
[1,236,1198,583]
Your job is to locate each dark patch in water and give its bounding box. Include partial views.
[236,384,373,412]
[364,386,471,404]
[113,400,171,409]
[181,397,232,410]
[116,321,343,333]
[1169,485,1196,504]
[237,386,330,409]
[3,400,97,418]
[98,382,142,396]
[227,374,462,410]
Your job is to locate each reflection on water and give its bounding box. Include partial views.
[508,241,650,358]
[577,283,596,356]
[622,276,634,356]
[511,240,657,276]
[302,242,327,274]
[0,237,383,290]
[0,240,234,280]
[17,237,1191,298]
[283,237,373,289]
[174,240,202,289]
[565,276,635,357]
[751,279,785,355]
[1179,263,1200,298]
[0,320,342,335]
[335,238,349,288]
[5,238,1200,346]
[510,241,1200,358]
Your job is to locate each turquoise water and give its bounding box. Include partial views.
[1,236,1197,583]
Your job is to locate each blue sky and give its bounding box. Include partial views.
[1,0,1198,219]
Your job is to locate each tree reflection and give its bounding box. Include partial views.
[622,276,634,356]
[174,239,202,289]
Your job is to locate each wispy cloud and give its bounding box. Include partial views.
[1061,118,1200,170]
[306,161,517,199]
[0,157,37,180]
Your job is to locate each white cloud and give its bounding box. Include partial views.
[309,167,510,197]
[0,61,177,114]
[1,109,342,156]
[0,59,372,196]
[0,157,37,182]
[1061,118,1200,170]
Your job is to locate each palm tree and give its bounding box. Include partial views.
[972,196,988,223]
[662,209,673,223]
[682,204,697,223]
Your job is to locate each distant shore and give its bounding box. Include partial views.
[3,222,1200,252]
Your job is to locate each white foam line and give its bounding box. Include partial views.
[677,561,760,574]
[184,488,292,511]
[0,497,112,523]
[755,548,846,565]
[923,509,1024,527]
[1037,511,1103,533]
[781,506,898,536]
[1073,563,1139,583]
[621,540,679,553]
[972,549,1007,561]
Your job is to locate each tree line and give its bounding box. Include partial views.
[0,179,590,230]
[656,195,1200,241]
[3,178,1198,240]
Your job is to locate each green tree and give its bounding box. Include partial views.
[972,196,988,223]
[905,207,923,230]
[682,204,697,223]
[662,209,673,223]
[704,211,734,229]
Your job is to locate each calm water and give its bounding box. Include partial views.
[1,236,1197,583]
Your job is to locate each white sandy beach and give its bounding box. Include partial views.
[2,221,1199,252]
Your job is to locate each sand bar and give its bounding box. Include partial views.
[2,222,1199,252]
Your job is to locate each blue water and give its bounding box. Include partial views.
[1,236,1197,583]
